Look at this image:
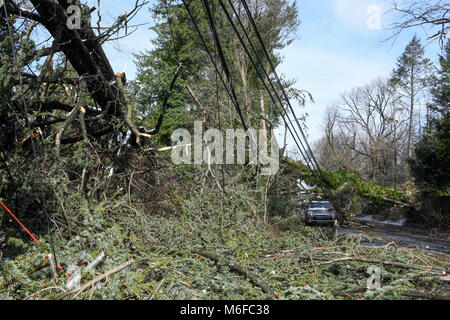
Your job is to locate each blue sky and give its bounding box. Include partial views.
[275,0,442,149]
[35,0,445,150]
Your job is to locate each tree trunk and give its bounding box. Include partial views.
[407,65,415,158]
[29,0,120,116]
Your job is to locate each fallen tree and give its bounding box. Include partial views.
[3,0,176,147]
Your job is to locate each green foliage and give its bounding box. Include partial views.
[0,16,33,153]
[1,1,447,302]
[430,40,450,115]
[284,159,405,208]
[409,114,450,195]
[267,163,301,218]
[131,0,207,144]
[0,151,446,300]
[326,169,404,204]
[391,35,433,91]
[409,39,450,196]
[131,0,305,146]
[143,105,192,146]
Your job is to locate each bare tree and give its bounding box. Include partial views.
[315,108,362,173]
[389,0,449,47]
[316,78,410,185]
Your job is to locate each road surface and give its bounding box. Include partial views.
[339,218,450,255]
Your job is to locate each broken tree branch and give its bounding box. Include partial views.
[66,251,106,291]
[382,197,412,207]
[191,249,276,297]
[144,144,192,153]
[116,74,146,144]
[58,258,134,300]
[55,107,79,154]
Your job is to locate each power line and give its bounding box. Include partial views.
[217,0,318,177]
[180,0,332,197]
[181,0,247,132]
[239,0,332,196]
[200,0,248,131]
[183,0,267,177]
[218,0,332,197]
[240,0,322,170]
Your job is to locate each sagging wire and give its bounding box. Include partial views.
[239,0,333,198]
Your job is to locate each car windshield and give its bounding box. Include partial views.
[309,202,331,209]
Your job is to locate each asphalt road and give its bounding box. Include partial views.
[339,219,450,255]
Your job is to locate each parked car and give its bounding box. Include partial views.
[305,201,337,226]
